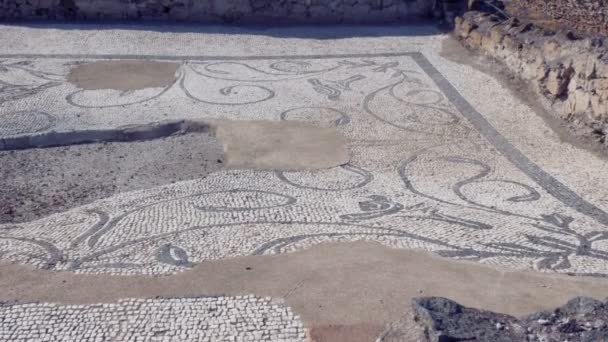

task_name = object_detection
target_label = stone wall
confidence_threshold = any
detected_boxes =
[0,0,435,23]
[504,0,608,36]
[455,11,608,142]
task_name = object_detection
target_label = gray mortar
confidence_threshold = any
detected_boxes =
[0,130,224,223]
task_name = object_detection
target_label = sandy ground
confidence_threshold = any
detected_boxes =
[2,242,608,341]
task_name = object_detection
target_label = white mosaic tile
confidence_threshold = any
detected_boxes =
[0,295,307,342]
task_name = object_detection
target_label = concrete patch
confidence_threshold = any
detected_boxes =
[67,60,179,91]
[213,120,349,171]
[2,242,608,341]
[0,131,224,223]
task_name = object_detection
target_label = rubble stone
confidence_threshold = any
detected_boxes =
[378,297,608,342]
[455,11,608,140]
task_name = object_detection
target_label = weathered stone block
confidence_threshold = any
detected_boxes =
[502,34,522,55]
[596,81,608,94]
[542,40,561,61]
[454,15,464,29]
[489,26,505,45]
[467,30,483,47]
[456,10,608,128]
[460,18,478,36]
[573,89,592,114]
[521,58,544,80]
[545,68,571,97]
[391,297,608,342]
[591,95,608,119]
[480,31,497,53]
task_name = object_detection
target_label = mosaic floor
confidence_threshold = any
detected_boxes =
[4,23,608,340]
[2,52,608,280]
[0,295,306,342]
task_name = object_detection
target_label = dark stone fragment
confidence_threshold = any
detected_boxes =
[557,318,583,333]
[560,296,605,316]
[591,37,604,48]
[566,31,580,40]
[391,297,608,342]
[412,297,523,342]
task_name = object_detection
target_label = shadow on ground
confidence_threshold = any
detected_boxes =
[0,21,444,38]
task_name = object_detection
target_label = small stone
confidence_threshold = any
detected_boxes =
[593,320,606,329]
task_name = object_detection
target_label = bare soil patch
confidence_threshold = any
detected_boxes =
[67,60,179,91]
[214,119,349,171]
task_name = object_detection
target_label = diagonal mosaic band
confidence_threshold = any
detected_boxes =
[1,52,608,276]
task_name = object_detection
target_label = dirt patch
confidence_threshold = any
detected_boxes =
[309,324,386,342]
[67,60,180,91]
[2,242,608,342]
[376,310,427,342]
[213,119,349,171]
[0,132,224,223]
